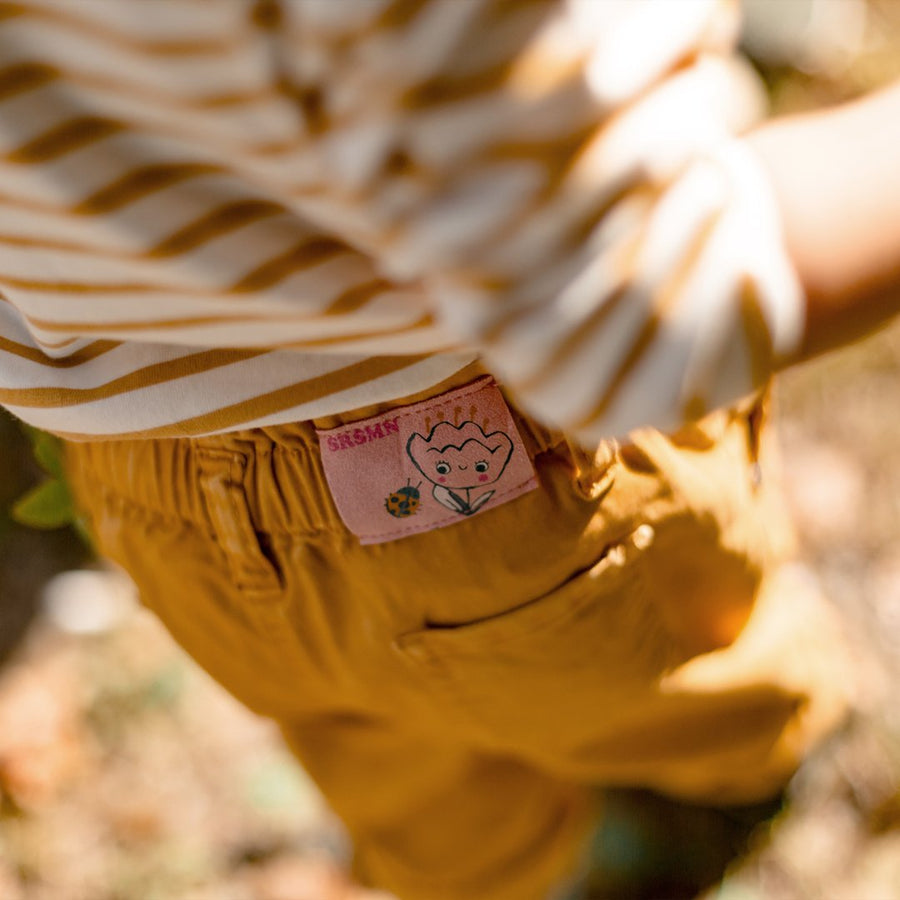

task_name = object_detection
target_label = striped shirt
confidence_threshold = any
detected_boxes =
[0,0,803,443]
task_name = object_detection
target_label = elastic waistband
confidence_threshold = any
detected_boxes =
[65,367,565,538]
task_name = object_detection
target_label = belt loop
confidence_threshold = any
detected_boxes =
[196,449,283,597]
[510,409,564,458]
[567,438,618,501]
[508,403,618,501]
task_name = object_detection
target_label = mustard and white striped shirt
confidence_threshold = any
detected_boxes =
[0,0,803,442]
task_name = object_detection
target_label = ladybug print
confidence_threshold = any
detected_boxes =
[384,481,422,518]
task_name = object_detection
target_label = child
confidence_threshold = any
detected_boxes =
[1,1,898,897]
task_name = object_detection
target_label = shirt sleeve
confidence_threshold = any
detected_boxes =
[0,0,805,443]
[283,0,805,441]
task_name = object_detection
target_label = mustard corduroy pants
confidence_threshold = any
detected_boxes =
[66,367,852,900]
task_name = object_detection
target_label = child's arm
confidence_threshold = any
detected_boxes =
[287,0,806,443]
[748,79,900,362]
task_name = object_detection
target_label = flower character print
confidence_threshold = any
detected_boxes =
[406,421,514,516]
[316,377,537,543]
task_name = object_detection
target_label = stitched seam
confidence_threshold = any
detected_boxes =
[197,454,283,593]
[73,461,334,539]
[200,443,339,537]
[315,377,497,441]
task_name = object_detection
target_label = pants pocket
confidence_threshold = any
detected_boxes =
[393,521,686,764]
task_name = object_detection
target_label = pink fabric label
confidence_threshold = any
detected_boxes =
[316,377,538,544]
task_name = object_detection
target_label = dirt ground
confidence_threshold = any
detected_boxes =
[3,4,900,899]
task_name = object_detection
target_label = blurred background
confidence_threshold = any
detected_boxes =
[2,2,900,898]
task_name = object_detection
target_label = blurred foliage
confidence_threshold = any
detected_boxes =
[12,428,74,530]
[10,425,91,548]
[0,413,91,664]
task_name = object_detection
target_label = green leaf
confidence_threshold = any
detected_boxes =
[11,478,75,529]
[19,424,65,477]
[31,431,65,478]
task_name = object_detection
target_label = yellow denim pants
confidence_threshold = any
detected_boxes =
[65,365,852,900]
